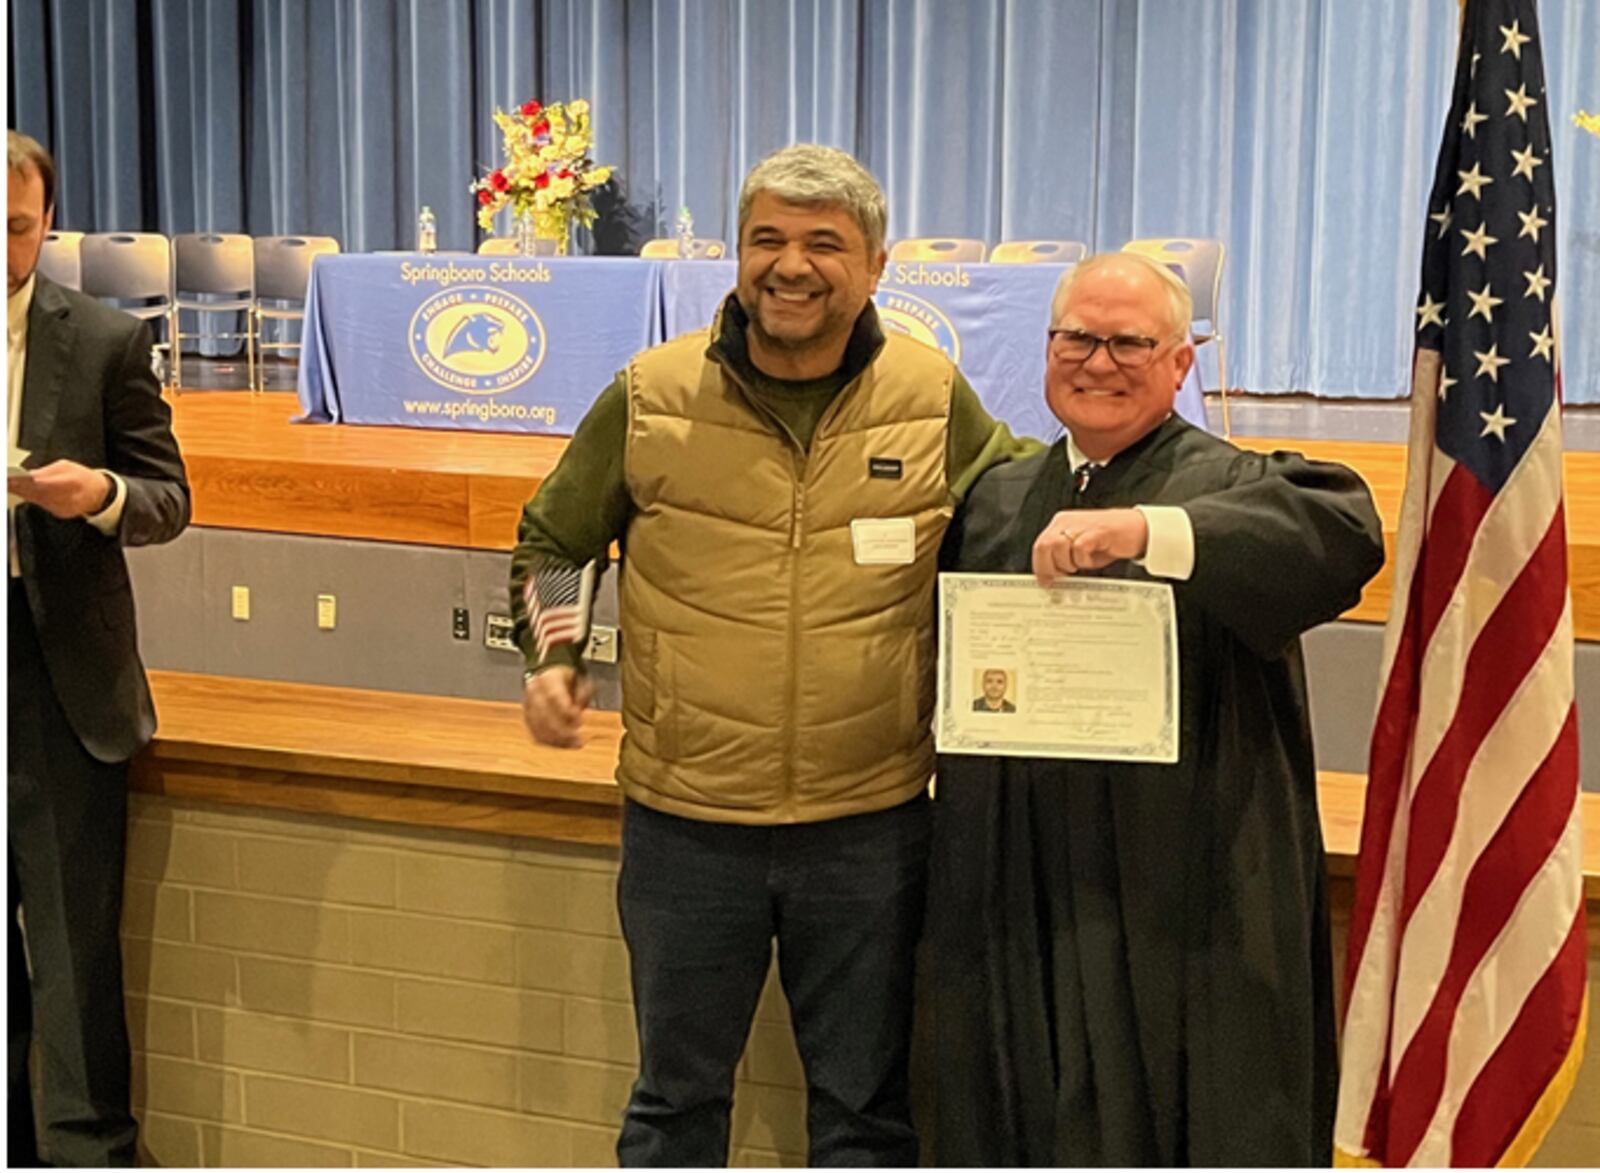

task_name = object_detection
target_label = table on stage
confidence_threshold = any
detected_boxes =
[297,255,660,434]
[296,254,1206,441]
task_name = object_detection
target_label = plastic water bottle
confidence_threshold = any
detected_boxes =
[675,206,694,258]
[417,205,437,254]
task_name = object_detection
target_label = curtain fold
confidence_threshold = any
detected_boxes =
[7,0,1596,401]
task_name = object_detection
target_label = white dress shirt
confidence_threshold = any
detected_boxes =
[8,273,128,576]
[1065,426,1195,581]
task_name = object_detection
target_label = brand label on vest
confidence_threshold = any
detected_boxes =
[868,457,903,480]
[851,517,916,565]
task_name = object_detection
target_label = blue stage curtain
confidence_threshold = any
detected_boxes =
[7,0,1597,400]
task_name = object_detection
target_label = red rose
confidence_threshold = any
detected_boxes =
[531,119,550,137]
[477,188,493,205]
[534,171,551,189]
[521,100,542,118]
[556,168,574,180]
[490,169,509,192]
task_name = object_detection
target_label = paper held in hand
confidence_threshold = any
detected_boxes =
[935,572,1180,763]
[9,444,31,481]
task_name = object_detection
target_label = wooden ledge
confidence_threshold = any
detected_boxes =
[171,392,558,551]
[134,670,621,846]
[133,671,1600,900]
[167,395,1600,638]
[1231,436,1600,640]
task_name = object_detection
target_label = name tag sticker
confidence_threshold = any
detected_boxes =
[851,517,916,565]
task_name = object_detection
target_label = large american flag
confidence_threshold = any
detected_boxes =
[1334,1,1586,1166]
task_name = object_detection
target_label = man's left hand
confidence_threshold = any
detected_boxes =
[1031,508,1148,585]
[9,460,113,519]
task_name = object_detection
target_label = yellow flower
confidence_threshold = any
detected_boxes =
[476,98,613,238]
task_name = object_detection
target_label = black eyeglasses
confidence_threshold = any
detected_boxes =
[1047,328,1174,368]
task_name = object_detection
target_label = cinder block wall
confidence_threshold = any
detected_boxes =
[122,794,1599,1168]
[121,795,807,1168]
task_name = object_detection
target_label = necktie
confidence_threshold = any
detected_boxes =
[1074,462,1098,495]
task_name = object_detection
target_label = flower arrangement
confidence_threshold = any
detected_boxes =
[471,99,614,252]
[1576,110,1600,140]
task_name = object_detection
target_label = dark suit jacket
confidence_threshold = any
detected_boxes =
[14,275,190,763]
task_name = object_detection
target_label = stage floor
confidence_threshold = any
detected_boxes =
[167,390,1600,637]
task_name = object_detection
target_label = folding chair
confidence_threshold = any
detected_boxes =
[78,232,175,386]
[252,235,340,392]
[989,240,1088,265]
[1121,238,1229,435]
[887,238,986,262]
[171,233,255,392]
[639,238,726,259]
[37,230,84,289]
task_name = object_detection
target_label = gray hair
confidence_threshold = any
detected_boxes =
[7,129,56,212]
[737,144,887,256]
[1050,251,1193,337]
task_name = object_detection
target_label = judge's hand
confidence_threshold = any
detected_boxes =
[1031,508,1149,586]
[8,460,113,519]
[522,665,595,749]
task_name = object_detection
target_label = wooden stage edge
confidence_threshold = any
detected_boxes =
[133,670,1600,904]
[169,391,1600,638]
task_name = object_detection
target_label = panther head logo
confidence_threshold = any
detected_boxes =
[442,312,506,358]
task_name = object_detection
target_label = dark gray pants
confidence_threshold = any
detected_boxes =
[615,795,931,1168]
[8,579,137,1167]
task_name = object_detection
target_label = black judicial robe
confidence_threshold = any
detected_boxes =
[917,416,1385,1167]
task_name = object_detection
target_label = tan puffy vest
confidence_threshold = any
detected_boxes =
[618,328,955,824]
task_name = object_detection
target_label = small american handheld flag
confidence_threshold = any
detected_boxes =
[1333,1,1586,1166]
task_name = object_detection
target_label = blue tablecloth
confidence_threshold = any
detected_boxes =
[298,255,660,433]
[300,254,1207,440]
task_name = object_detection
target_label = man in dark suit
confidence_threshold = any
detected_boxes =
[8,130,190,1167]
[971,668,1016,713]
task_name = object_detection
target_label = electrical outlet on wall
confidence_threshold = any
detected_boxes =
[484,614,518,652]
[452,607,470,640]
[585,625,619,664]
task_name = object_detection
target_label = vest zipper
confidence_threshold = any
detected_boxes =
[786,445,806,804]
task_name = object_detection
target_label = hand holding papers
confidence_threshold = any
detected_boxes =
[936,573,1179,763]
[9,445,33,507]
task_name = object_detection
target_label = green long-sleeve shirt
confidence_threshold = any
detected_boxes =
[509,300,1039,672]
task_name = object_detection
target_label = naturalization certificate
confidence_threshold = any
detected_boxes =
[935,573,1179,763]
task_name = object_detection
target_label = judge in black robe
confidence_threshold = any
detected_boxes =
[916,253,1385,1167]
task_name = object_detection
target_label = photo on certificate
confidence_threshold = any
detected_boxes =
[935,572,1180,763]
[971,666,1018,713]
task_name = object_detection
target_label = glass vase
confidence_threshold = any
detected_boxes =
[514,206,571,256]
[535,206,571,256]
[515,208,541,256]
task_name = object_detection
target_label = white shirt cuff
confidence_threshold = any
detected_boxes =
[1133,504,1194,581]
[85,471,127,535]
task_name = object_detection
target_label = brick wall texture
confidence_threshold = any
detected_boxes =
[120,795,1598,1167]
[120,796,805,1168]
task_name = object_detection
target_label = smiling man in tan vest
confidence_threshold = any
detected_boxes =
[509,144,1029,1166]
